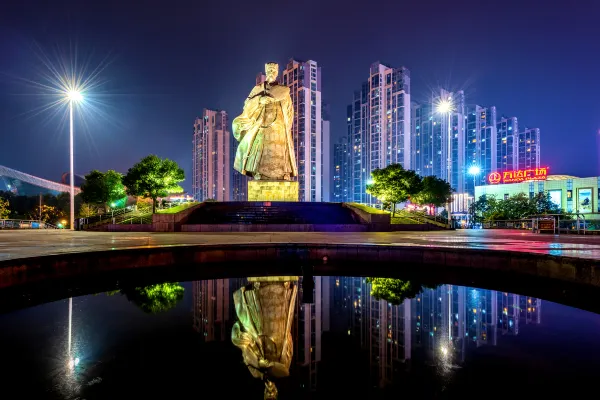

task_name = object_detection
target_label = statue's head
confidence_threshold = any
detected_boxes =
[265,62,279,83]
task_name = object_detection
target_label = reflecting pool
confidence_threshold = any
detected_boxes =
[1,276,599,399]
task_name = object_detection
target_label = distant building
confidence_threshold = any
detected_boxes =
[465,105,497,195]
[517,128,540,170]
[346,62,411,203]
[282,59,324,202]
[412,89,466,193]
[496,116,519,171]
[192,109,231,202]
[333,137,349,202]
[230,139,248,201]
[322,103,331,202]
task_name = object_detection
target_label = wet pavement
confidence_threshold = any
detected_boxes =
[1,229,600,262]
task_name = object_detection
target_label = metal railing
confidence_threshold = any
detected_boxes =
[0,219,58,229]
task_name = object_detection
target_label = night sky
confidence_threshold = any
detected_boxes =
[1,0,599,191]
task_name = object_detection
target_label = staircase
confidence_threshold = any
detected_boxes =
[185,202,359,225]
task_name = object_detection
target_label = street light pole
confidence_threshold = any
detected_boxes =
[69,100,75,231]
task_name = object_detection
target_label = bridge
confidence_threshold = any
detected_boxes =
[0,164,81,195]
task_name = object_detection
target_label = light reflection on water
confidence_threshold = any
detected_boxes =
[1,276,600,398]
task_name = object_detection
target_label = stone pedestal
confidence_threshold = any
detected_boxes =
[248,180,299,202]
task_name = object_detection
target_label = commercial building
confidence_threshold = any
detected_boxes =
[346,62,411,203]
[282,59,324,202]
[322,104,331,201]
[192,109,231,202]
[475,169,600,215]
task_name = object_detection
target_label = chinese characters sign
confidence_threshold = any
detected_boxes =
[487,167,549,185]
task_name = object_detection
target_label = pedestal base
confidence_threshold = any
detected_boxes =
[248,180,299,202]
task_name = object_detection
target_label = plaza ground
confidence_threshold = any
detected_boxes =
[2,229,600,262]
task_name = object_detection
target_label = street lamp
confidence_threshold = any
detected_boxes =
[66,89,83,230]
[468,165,481,193]
[436,97,454,185]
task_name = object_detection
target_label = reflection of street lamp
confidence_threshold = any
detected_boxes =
[66,90,83,231]
[468,165,481,194]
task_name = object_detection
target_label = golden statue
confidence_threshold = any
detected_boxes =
[231,276,298,399]
[232,62,298,181]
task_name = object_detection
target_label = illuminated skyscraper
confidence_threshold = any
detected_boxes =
[517,128,541,170]
[333,137,350,201]
[346,62,411,203]
[465,105,497,195]
[282,59,324,202]
[192,109,231,202]
[411,89,466,192]
[496,116,519,171]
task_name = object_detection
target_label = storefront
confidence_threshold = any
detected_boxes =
[475,167,600,218]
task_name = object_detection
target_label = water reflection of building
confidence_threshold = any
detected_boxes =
[192,279,244,341]
[295,276,331,390]
[331,278,542,388]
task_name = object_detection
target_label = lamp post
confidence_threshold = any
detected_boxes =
[437,97,454,228]
[66,90,83,230]
[468,165,481,195]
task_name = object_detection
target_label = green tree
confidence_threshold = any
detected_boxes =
[122,282,185,314]
[0,198,10,219]
[79,203,97,218]
[80,170,126,208]
[531,192,561,215]
[412,176,453,207]
[366,164,423,216]
[123,155,185,214]
[366,278,435,305]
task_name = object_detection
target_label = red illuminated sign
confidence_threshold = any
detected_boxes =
[488,167,549,185]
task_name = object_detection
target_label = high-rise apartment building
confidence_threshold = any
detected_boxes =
[465,105,497,194]
[192,109,231,202]
[322,103,331,202]
[346,62,411,203]
[517,128,540,170]
[496,116,519,171]
[412,89,465,192]
[230,139,248,201]
[333,137,350,202]
[282,59,324,202]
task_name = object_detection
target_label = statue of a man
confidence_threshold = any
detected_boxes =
[232,62,298,181]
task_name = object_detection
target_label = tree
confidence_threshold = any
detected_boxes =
[411,176,453,208]
[366,278,438,305]
[0,198,9,219]
[79,203,97,218]
[122,282,185,314]
[80,170,126,208]
[366,164,423,216]
[30,205,66,223]
[123,155,185,214]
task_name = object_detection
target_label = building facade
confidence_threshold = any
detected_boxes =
[192,109,231,202]
[465,105,498,195]
[333,137,350,202]
[517,128,540,170]
[346,62,411,203]
[282,59,324,202]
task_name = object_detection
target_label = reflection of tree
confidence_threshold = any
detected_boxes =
[122,282,184,314]
[366,278,438,305]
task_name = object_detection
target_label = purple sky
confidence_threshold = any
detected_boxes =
[1,0,599,191]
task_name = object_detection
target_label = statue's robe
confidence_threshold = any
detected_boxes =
[232,82,298,180]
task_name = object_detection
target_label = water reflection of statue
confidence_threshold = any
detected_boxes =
[232,62,298,181]
[231,276,298,399]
